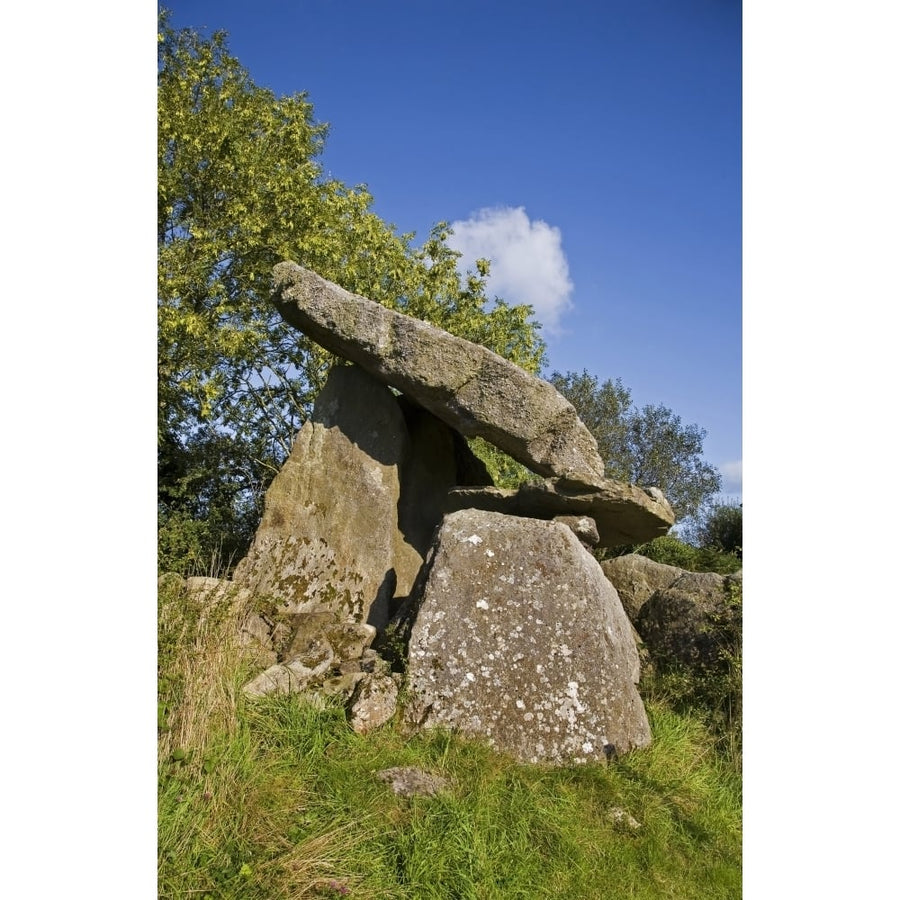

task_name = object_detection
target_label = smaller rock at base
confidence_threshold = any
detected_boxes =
[359,649,392,675]
[184,576,226,602]
[600,554,684,623]
[324,621,377,661]
[636,571,740,672]
[348,674,399,733]
[376,767,450,798]
[321,672,365,698]
[282,612,336,661]
[242,649,334,697]
[283,634,333,671]
[608,807,642,832]
[240,613,274,649]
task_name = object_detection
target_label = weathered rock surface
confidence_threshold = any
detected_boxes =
[348,673,400,734]
[376,767,450,798]
[272,262,607,489]
[279,611,338,660]
[231,364,496,632]
[243,645,335,697]
[402,509,650,765]
[636,571,742,672]
[553,514,600,548]
[600,554,685,622]
[184,576,227,602]
[232,364,422,630]
[444,478,675,547]
[242,613,385,699]
[608,807,642,832]
[281,614,377,665]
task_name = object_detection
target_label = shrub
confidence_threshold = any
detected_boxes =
[633,534,701,569]
[611,534,741,575]
[158,508,251,577]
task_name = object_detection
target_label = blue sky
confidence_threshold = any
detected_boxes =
[165,0,742,498]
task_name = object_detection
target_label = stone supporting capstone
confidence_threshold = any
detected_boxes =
[444,479,675,547]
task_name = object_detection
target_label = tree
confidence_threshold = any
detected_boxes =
[691,502,742,558]
[549,370,722,522]
[158,13,545,571]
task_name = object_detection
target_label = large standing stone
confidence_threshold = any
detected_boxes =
[231,364,493,631]
[272,262,607,489]
[232,365,422,630]
[403,510,650,765]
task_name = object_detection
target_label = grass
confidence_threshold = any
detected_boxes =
[159,576,741,899]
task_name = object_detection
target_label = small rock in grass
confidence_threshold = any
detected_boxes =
[376,766,450,798]
[608,806,642,831]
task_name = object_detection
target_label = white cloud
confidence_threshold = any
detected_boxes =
[447,206,574,333]
[720,460,742,494]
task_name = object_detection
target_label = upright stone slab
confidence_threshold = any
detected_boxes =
[232,365,422,630]
[403,509,650,765]
[272,262,607,489]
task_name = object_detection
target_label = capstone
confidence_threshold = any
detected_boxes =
[272,262,607,489]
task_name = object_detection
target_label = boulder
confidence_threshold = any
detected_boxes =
[241,612,383,699]
[402,509,650,765]
[232,364,422,630]
[238,614,280,669]
[280,611,337,660]
[272,262,607,489]
[376,767,450,798]
[444,478,675,547]
[600,554,685,622]
[321,671,366,698]
[184,576,226,602]
[348,673,401,733]
[636,571,742,672]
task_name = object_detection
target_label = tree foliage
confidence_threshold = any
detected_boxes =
[549,370,722,521]
[691,502,742,558]
[157,12,545,572]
